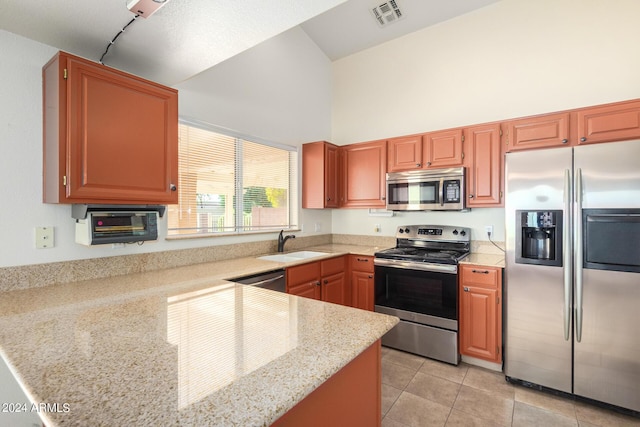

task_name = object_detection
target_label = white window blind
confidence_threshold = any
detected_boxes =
[167,122,298,236]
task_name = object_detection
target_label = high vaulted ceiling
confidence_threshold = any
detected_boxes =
[0,0,499,86]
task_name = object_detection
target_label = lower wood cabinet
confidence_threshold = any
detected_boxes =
[459,264,503,363]
[286,256,347,305]
[349,255,375,311]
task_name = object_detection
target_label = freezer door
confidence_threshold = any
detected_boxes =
[573,139,640,411]
[504,147,573,393]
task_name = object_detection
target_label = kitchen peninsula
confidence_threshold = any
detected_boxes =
[0,254,398,426]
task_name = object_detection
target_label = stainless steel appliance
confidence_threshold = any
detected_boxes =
[228,269,286,293]
[386,167,466,211]
[505,139,640,414]
[374,225,470,365]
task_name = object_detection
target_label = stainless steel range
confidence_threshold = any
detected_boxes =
[374,225,470,365]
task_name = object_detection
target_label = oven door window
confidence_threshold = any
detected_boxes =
[374,265,457,320]
[583,209,640,273]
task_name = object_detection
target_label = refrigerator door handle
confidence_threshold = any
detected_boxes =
[574,167,583,343]
[563,169,572,341]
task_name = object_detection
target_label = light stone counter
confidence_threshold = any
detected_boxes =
[0,251,398,426]
[461,253,505,268]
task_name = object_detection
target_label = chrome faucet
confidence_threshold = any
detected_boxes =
[277,230,295,252]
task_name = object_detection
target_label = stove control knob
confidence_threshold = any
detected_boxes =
[404,228,410,234]
[398,228,404,233]
[452,229,459,235]
[460,230,467,236]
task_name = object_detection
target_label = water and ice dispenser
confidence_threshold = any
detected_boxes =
[515,210,563,267]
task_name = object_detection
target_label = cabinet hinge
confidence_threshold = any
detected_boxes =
[461,134,465,143]
[63,175,67,186]
[497,346,500,355]
[499,128,503,137]
[497,296,500,304]
[63,68,68,80]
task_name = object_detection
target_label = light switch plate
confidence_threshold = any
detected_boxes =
[35,226,54,249]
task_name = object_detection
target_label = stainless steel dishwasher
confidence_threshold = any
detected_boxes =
[228,269,286,293]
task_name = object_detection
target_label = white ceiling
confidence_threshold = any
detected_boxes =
[0,0,499,86]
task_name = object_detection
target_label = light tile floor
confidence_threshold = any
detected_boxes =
[381,346,640,427]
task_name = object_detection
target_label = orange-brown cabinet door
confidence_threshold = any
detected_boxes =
[322,272,347,305]
[460,285,499,362]
[287,261,321,301]
[60,53,177,204]
[505,113,571,152]
[577,100,640,145]
[342,140,387,208]
[465,124,503,207]
[350,270,374,311]
[302,141,339,208]
[423,128,464,168]
[387,135,423,172]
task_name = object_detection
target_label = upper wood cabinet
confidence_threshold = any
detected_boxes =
[342,140,387,208]
[302,141,339,208]
[387,135,422,172]
[505,112,572,152]
[423,128,464,168]
[465,123,503,207]
[387,129,464,172]
[576,99,640,145]
[43,51,178,205]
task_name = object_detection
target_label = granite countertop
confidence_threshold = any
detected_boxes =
[0,246,398,426]
[460,253,505,268]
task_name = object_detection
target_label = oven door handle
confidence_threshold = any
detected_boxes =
[374,258,457,274]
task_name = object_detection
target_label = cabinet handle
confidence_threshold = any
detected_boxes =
[323,279,328,284]
[381,197,386,200]
[469,194,474,199]
[463,287,469,292]
[356,258,369,262]
[416,163,421,167]
[326,197,331,201]
[427,161,432,166]
[472,269,490,274]
[316,281,321,286]
[368,275,373,279]
[561,139,568,144]
[170,184,177,191]
[580,137,587,142]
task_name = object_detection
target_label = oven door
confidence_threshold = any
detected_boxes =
[374,263,458,331]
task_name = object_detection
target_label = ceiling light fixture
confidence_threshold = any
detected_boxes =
[127,0,171,18]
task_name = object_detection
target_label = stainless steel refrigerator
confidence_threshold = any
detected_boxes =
[504,139,640,413]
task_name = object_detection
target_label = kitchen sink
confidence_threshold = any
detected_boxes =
[258,251,327,263]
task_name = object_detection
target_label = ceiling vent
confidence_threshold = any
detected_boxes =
[371,1,405,27]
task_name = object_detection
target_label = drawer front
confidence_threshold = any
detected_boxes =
[350,255,374,273]
[460,265,500,289]
[287,261,320,288]
[321,255,346,277]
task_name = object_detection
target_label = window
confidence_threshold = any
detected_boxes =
[168,121,298,236]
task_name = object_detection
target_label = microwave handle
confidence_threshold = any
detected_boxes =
[439,177,444,206]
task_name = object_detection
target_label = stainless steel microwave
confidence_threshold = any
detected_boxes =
[386,167,466,211]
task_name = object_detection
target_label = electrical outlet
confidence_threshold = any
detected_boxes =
[314,222,321,232]
[374,224,381,233]
[35,226,54,249]
[485,225,493,236]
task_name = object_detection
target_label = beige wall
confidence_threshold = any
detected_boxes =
[329,0,640,241]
